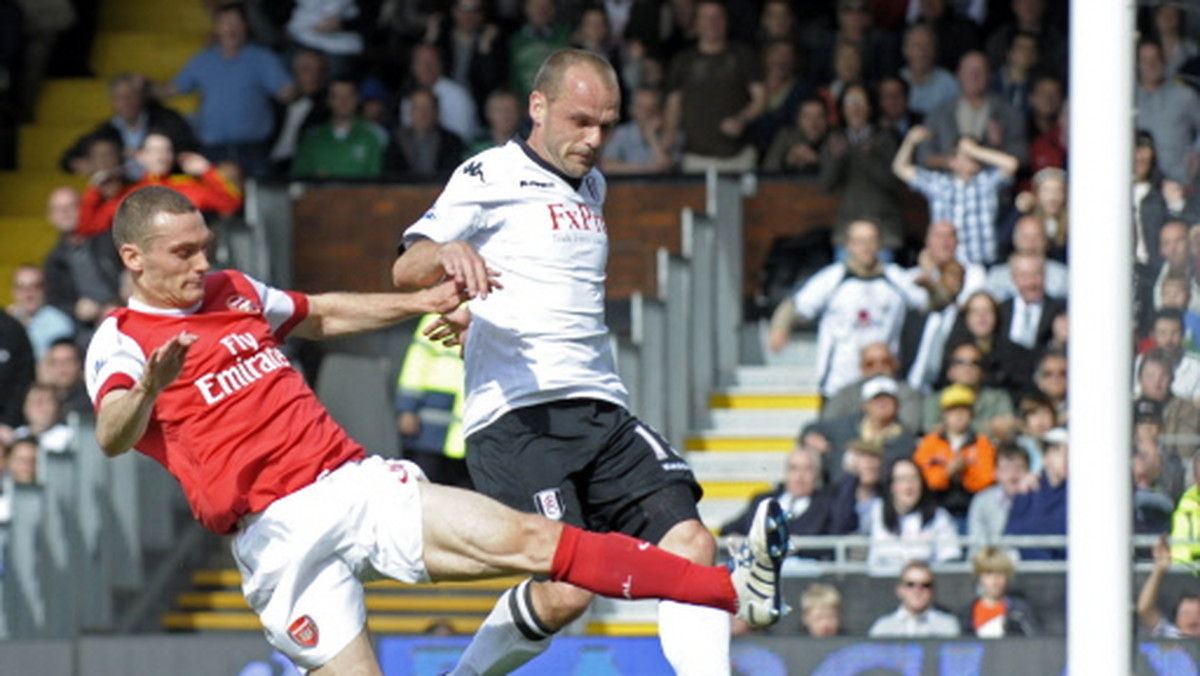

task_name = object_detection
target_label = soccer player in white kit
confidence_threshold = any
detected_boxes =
[392,49,781,675]
[87,185,787,675]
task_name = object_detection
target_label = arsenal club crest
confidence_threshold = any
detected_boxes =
[288,614,320,648]
[226,295,262,314]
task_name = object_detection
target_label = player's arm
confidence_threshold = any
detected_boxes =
[292,280,468,340]
[95,332,197,457]
[391,238,500,300]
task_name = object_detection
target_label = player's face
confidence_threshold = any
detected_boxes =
[529,65,620,178]
[127,211,213,309]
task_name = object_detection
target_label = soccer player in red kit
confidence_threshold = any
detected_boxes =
[86,185,787,675]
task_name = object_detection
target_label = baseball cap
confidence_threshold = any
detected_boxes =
[1134,398,1163,424]
[861,376,899,402]
[1042,427,1069,446]
[940,383,976,410]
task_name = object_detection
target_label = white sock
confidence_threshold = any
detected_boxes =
[658,601,731,676]
[450,580,553,676]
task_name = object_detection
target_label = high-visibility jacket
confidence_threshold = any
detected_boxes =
[1171,486,1200,564]
[395,315,466,458]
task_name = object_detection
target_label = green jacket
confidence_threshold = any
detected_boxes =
[292,120,386,178]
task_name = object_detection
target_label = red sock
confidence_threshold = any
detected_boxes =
[550,525,737,614]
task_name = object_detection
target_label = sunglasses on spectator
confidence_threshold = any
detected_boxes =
[901,580,934,589]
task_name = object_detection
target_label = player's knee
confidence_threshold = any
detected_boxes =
[659,520,717,565]
[531,580,594,627]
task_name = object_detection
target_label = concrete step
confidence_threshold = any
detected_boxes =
[91,32,208,82]
[684,432,794,452]
[0,172,88,218]
[706,407,816,432]
[36,79,110,125]
[688,451,789,482]
[98,1,212,35]
[18,123,96,172]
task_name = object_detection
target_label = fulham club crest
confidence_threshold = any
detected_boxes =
[288,615,320,648]
[226,295,262,314]
[533,488,565,521]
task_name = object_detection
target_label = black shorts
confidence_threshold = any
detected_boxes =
[466,399,703,544]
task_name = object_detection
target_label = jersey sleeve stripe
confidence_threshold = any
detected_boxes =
[94,373,136,412]
[275,291,309,339]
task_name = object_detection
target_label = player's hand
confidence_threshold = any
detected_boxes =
[143,332,198,395]
[424,304,472,348]
[423,279,471,315]
[437,241,501,300]
[178,152,211,176]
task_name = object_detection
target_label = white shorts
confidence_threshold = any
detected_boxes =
[231,456,431,669]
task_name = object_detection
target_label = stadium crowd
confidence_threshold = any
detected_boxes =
[0,0,1198,642]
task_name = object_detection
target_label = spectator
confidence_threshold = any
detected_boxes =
[820,82,906,255]
[867,560,961,636]
[1152,3,1197,82]
[161,2,296,177]
[914,383,996,522]
[768,219,927,398]
[922,341,1016,440]
[394,314,469,488]
[899,22,958,118]
[1135,39,1200,185]
[389,88,467,179]
[14,382,71,454]
[799,583,844,637]
[876,75,920,139]
[901,221,987,393]
[1012,391,1053,472]
[1149,220,1200,318]
[507,0,570,102]
[832,0,902,82]
[959,546,1039,636]
[817,375,918,484]
[1136,312,1200,404]
[293,77,387,178]
[6,265,74,359]
[907,0,981,72]
[1135,349,1200,464]
[1134,421,1183,537]
[285,0,364,78]
[0,309,35,447]
[1135,132,1185,272]
[41,187,123,332]
[422,0,507,110]
[1136,534,1200,638]
[918,51,1028,172]
[750,39,809,156]
[600,86,676,175]
[268,49,331,175]
[986,216,1069,301]
[943,290,1004,389]
[761,96,829,174]
[983,0,1066,78]
[570,7,622,77]
[829,438,886,536]
[816,40,865,126]
[1031,348,1067,422]
[1158,273,1200,352]
[892,125,1019,266]
[867,458,961,574]
[467,88,523,156]
[5,436,37,485]
[1003,426,1068,560]
[822,341,924,433]
[990,30,1037,116]
[966,442,1031,552]
[996,167,1069,261]
[37,337,89,416]
[1025,74,1065,173]
[1170,459,1200,565]
[75,136,133,238]
[664,0,766,173]
[992,252,1067,397]
[720,444,845,559]
[60,72,198,180]
[401,43,478,145]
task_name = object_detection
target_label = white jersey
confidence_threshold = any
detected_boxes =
[403,139,629,436]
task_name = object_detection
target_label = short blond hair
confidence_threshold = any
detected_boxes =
[800,583,842,612]
[532,48,619,101]
[972,546,1015,577]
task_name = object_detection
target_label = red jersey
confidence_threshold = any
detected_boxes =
[84,270,365,533]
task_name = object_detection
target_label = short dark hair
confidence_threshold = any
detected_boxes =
[113,186,199,248]
[1154,308,1186,331]
[995,440,1031,468]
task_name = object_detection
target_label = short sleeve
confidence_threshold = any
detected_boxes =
[256,48,293,97]
[402,158,490,248]
[85,317,148,409]
[240,273,309,338]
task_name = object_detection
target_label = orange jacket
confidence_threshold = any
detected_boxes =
[913,430,996,494]
[77,167,243,237]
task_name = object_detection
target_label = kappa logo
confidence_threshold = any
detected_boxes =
[462,161,485,182]
[226,295,262,314]
[621,574,634,599]
[533,488,565,521]
[287,615,320,648]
